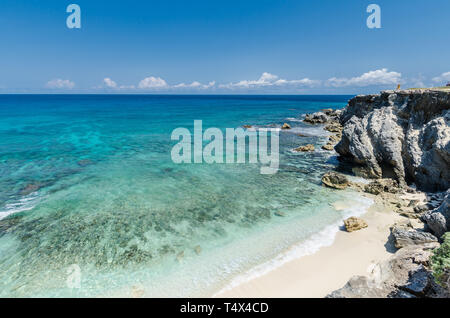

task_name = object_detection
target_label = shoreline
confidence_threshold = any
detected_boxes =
[214,193,411,298]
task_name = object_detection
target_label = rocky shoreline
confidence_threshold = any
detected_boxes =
[301,89,449,298]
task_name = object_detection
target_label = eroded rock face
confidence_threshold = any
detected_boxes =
[335,90,450,192]
[343,217,368,232]
[321,171,349,190]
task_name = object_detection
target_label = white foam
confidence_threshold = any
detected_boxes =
[213,194,374,296]
[0,193,41,220]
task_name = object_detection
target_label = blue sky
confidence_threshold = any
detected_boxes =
[0,0,449,94]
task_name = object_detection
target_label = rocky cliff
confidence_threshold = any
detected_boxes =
[335,89,450,192]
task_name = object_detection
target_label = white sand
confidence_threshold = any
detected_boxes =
[214,196,412,298]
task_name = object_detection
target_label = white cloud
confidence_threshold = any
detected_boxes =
[138,76,168,89]
[46,79,75,89]
[327,69,402,87]
[103,78,118,88]
[173,81,216,89]
[220,72,319,89]
[432,71,450,83]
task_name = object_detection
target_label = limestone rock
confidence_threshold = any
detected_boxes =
[321,172,349,190]
[391,226,438,249]
[364,179,400,195]
[422,190,450,238]
[344,217,368,232]
[321,143,335,151]
[304,112,328,124]
[335,90,450,191]
[294,144,315,152]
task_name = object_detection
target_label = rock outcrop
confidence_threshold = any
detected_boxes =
[321,172,349,190]
[327,243,449,298]
[391,225,438,249]
[335,89,450,192]
[294,144,315,152]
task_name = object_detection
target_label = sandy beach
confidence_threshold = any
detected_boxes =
[215,193,421,298]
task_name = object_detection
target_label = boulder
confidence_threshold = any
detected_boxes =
[344,217,368,232]
[281,123,291,130]
[391,226,438,249]
[321,172,349,190]
[294,144,315,152]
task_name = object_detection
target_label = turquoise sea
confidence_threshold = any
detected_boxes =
[0,95,372,297]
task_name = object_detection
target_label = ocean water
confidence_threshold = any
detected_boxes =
[0,95,372,297]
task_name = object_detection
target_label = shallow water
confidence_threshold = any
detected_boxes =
[0,95,371,297]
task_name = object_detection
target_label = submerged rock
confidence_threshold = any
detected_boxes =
[20,183,41,196]
[343,217,368,232]
[321,172,349,190]
[274,211,286,217]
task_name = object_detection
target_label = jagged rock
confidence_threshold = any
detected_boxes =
[391,226,438,248]
[281,123,291,130]
[321,172,349,190]
[414,205,429,214]
[304,112,328,124]
[364,179,400,195]
[324,122,343,133]
[329,134,341,143]
[335,90,450,191]
[294,144,315,152]
[422,190,450,238]
[321,143,335,151]
[328,243,443,298]
[399,266,433,297]
[344,217,368,232]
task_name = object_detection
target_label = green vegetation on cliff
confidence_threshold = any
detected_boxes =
[431,233,450,287]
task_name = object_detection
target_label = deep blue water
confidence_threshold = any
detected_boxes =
[0,95,373,297]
